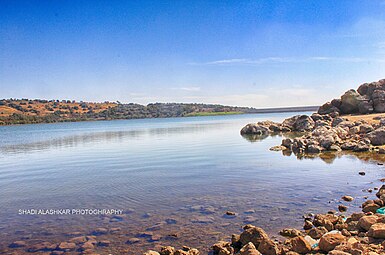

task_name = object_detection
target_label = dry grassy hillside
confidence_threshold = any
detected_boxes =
[0,99,117,117]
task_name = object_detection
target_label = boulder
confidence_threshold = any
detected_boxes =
[358,100,374,114]
[308,227,328,239]
[287,236,311,254]
[352,141,370,152]
[376,185,385,198]
[160,246,175,255]
[318,233,345,252]
[212,241,233,255]
[306,144,322,153]
[373,90,385,112]
[318,102,340,115]
[358,215,378,231]
[368,223,385,239]
[279,228,302,238]
[293,115,315,132]
[331,99,342,108]
[368,127,385,145]
[239,225,269,247]
[282,138,292,148]
[340,89,362,114]
[240,123,270,136]
[144,251,161,255]
[282,115,315,132]
[240,242,261,255]
[257,238,280,255]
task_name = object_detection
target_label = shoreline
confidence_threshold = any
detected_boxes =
[141,112,385,255]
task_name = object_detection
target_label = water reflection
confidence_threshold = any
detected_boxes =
[0,122,231,155]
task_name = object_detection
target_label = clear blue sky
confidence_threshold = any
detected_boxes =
[1,0,385,107]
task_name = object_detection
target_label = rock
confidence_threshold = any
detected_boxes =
[358,100,374,114]
[369,127,385,145]
[341,141,358,150]
[307,144,323,153]
[241,123,270,135]
[239,225,269,247]
[303,220,313,230]
[338,205,348,212]
[282,138,292,148]
[92,228,108,235]
[27,242,57,252]
[342,196,354,202]
[269,145,287,151]
[58,242,76,251]
[319,233,345,252]
[308,226,328,239]
[373,90,385,112]
[330,144,342,151]
[318,102,340,115]
[376,185,385,198]
[368,223,385,238]
[311,113,323,121]
[239,242,261,255]
[358,215,378,231]
[320,136,335,149]
[279,228,301,238]
[127,238,141,244]
[160,246,175,255]
[9,241,26,248]
[257,238,280,255]
[294,115,315,132]
[144,251,161,255]
[81,241,95,250]
[362,203,380,213]
[98,240,110,247]
[359,124,374,133]
[340,89,362,114]
[69,236,87,244]
[353,141,370,152]
[287,236,311,254]
[212,241,233,255]
[328,250,351,255]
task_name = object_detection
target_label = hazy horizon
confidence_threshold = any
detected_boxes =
[1,0,385,108]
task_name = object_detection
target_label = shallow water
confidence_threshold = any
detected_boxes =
[0,113,384,254]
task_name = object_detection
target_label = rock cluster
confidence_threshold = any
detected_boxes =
[143,185,385,255]
[318,79,385,115]
[241,112,385,154]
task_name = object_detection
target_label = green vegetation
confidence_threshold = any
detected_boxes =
[184,111,243,117]
[0,99,319,125]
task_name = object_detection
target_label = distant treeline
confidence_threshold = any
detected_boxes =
[0,99,319,125]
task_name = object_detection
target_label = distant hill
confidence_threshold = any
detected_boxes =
[0,99,319,125]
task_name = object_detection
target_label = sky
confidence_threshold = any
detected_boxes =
[1,0,385,108]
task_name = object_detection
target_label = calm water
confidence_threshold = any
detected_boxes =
[0,112,384,254]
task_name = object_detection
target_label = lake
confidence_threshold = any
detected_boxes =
[0,112,383,254]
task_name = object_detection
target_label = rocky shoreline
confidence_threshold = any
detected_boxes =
[143,180,385,255]
[141,80,385,255]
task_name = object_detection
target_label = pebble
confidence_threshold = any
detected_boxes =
[338,205,348,212]
[341,195,354,202]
